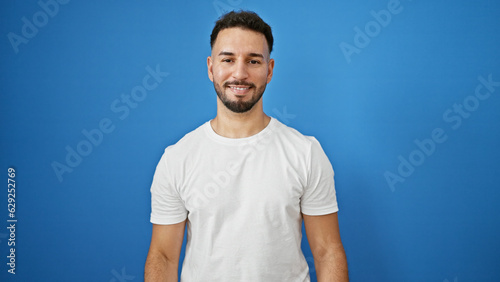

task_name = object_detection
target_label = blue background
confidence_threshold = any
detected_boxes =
[1,0,499,281]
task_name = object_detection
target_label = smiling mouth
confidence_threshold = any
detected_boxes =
[227,85,252,95]
[229,86,250,90]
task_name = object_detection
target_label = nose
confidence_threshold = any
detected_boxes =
[232,60,249,80]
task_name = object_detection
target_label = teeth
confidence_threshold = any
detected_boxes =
[230,86,249,91]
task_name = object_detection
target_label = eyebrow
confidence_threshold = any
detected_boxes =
[218,51,265,59]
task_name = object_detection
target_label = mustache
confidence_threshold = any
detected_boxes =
[223,81,255,88]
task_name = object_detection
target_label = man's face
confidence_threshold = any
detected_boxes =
[208,27,274,113]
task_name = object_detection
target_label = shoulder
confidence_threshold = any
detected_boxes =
[271,119,331,168]
[162,121,209,159]
[272,118,321,150]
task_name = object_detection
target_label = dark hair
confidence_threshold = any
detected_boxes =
[210,10,274,54]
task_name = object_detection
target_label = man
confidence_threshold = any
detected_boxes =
[145,10,348,282]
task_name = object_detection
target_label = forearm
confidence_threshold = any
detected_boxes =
[144,251,179,282]
[314,247,349,282]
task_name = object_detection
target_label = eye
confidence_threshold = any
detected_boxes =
[249,60,261,65]
[222,58,233,63]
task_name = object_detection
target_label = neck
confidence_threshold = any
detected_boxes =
[211,99,271,138]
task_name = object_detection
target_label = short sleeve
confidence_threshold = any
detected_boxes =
[150,149,188,225]
[300,137,339,215]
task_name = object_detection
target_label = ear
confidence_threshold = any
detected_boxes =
[207,56,214,82]
[266,58,275,84]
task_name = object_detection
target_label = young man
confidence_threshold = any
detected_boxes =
[145,11,348,282]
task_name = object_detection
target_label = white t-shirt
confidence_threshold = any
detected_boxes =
[150,118,338,282]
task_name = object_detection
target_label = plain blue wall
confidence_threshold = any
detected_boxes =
[1,0,499,281]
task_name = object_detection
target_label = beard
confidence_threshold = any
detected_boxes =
[213,80,266,113]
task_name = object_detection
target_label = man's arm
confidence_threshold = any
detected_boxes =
[145,220,186,282]
[303,212,348,282]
